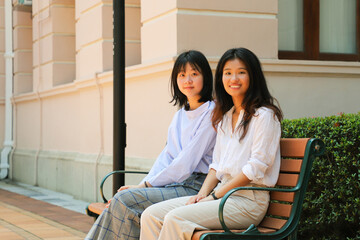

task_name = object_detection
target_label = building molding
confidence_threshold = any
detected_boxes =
[10,58,360,104]
[261,59,360,76]
[13,148,153,171]
[13,148,112,165]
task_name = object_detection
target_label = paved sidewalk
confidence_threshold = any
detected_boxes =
[0,180,94,239]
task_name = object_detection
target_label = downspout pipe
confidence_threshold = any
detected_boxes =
[112,0,126,194]
[1,0,14,179]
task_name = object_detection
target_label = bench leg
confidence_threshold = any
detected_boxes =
[288,227,298,240]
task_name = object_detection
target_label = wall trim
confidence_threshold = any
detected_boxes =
[177,9,276,19]
[13,149,112,165]
[261,59,360,76]
[12,148,153,171]
[9,58,360,104]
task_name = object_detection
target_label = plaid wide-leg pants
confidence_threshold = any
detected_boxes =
[85,173,206,240]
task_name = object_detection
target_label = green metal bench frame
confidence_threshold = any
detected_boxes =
[197,138,325,240]
[86,170,148,219]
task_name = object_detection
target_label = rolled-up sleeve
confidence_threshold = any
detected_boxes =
[242,111,281,182]
[208,126,222,172]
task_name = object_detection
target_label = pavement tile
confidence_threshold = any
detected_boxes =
[0,189,94,239]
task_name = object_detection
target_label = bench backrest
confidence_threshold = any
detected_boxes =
[259,138,324,235]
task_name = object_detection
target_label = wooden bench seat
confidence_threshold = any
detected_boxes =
[86,202,107,218]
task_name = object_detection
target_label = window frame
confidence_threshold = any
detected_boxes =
[279,0,360,61]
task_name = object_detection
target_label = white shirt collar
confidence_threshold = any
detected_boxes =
[184,101,210,119]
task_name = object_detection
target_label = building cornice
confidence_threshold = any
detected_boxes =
[261,59,360,77]
[6,58,360,104]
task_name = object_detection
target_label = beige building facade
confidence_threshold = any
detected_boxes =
[0,0,359,202]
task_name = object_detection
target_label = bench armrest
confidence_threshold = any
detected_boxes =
[218,138,325,235]
[218,186,300,234]
[100,170,148,203]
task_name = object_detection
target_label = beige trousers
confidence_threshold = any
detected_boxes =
[140,181,269,240]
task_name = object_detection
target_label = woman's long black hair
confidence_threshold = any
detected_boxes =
[212,48,283,139]
[170,50,213,109]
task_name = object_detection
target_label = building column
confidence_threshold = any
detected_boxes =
[32,0,75,90]
[13,4,33,95]
[140,0,278,63]
[75,0,141,80]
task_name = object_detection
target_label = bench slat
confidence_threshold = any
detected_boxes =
[270,191,295,203]
[280,138,309,158]
[276,173,299,187]
[267,202,292,218]
[259,217,287,230]
[280,159,302,173]
[88,202,107,216]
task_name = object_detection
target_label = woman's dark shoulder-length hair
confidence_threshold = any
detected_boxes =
[212,47,283,139]
[170,50,213,109]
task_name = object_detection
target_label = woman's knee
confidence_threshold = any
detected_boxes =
[141,204,157,225]
[163,210,176,226]
[113,189,139,207]
[163,207,187,225]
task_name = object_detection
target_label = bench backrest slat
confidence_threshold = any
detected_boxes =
[270,191,295,202]
[267,202,292,218]
[280,159,302,173]
[276,173,299,187]
[280,138,308,158]
[260,217,287,230]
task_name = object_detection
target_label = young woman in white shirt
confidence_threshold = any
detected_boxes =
[86,50,217,240]
[139,47,283,240]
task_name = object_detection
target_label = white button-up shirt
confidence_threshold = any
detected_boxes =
[143,101,216,187]
[209,107,281,187]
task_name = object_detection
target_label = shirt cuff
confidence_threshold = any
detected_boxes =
[242,164,255,182]
[209,162,218,172]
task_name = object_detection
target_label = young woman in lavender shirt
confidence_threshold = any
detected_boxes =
[86,50,217,240]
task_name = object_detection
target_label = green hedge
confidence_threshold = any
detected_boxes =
[282,112,360,240]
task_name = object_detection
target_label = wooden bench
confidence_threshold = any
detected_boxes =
[86,138,325,240]
[192,138,325,240]
[86,170,148,219]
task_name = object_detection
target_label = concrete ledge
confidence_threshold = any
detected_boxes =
[10,149,154,202]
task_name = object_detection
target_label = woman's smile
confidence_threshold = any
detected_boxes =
[228,84,241,89]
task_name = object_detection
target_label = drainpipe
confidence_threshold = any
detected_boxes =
[1,0,14,179]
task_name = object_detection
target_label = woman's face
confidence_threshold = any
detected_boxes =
[177,63,204,101]
[222,58,250,103]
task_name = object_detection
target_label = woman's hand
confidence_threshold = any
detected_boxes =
[197,195,214,203]
[117,184,141,192]
[105,199,112,208]
[186,193,207,205]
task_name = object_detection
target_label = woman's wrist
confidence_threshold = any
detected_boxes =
[199,189,212,197]
[211,191,219,200]
[144,181,153,188]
